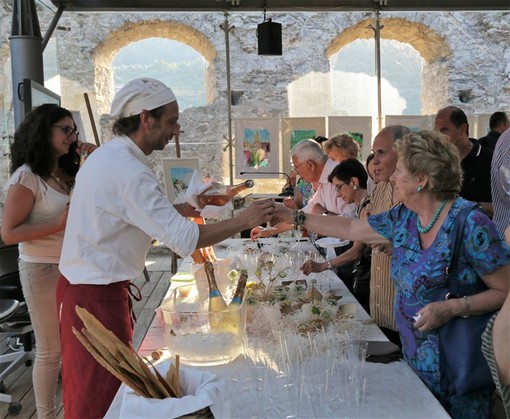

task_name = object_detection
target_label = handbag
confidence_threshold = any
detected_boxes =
[437,203,496,397]
[352,246,371,295]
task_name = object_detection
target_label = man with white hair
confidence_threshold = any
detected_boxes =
[291,139,355,217]
[57,78,274,418]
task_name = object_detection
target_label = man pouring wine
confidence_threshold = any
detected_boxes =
[57,77,274,418]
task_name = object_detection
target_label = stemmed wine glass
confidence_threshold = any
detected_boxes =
[260,222,277,232]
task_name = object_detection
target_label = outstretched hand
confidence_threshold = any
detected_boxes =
[243,199,275,230]
[301,259,326,275]
[271,203,294,226]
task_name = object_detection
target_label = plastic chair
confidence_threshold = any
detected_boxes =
[0,245,33,416]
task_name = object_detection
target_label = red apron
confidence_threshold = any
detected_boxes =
[56,275,138,419]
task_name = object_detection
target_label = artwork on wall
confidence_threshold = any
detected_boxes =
[235,118,280,178]
[328,116,372,160]
[281,117,326,176]
[161,157,200,204]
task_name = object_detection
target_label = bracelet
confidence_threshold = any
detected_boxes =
[294,210,306,231]
[460,295,471,318]
[326,260,333,270]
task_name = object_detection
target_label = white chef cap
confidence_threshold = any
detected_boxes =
[110,78,177,119]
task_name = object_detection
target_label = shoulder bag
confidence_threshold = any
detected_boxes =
[352,246,371,295]
[352,195,372,296]
[437,203,496,396]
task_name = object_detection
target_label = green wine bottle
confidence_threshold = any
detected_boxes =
[229,270,248,306]
[204,262,227,330]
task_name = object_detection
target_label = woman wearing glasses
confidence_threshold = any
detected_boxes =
[1,104,96,419]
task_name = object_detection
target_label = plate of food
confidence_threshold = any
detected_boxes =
[315,237,350,248]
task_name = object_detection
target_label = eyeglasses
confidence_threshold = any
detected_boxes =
[334,180,350,191]
[53,125,79,138]
[291,161,306,171]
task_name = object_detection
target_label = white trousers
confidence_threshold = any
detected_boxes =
[19,260,61,419]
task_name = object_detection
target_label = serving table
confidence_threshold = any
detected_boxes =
[106,238,449,418]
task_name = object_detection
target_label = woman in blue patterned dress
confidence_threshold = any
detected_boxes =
[273,130,510,418]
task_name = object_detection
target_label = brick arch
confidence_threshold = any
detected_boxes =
[326,17,452,114]
[92,20,217,115]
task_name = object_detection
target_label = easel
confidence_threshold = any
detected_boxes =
[83,93,152,281]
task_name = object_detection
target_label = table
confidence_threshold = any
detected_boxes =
[106,238,450,418]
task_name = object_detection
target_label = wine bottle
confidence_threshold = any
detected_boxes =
[197,179,254,208]
[204,262,227,330]
[229,270,248,306]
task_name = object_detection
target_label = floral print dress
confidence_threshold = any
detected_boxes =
[368,197,510,417]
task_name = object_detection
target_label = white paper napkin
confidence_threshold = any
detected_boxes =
[106,360,230,418]
[184,170,233,218]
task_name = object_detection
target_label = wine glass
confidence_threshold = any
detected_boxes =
[291,227,303,250]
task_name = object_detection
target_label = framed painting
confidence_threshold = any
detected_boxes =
[235,118,280,178]
[328,116,372,160]
[281,117,326,175]
[161,157,199,204]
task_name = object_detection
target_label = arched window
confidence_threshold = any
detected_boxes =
[330,38,424,116]
[113,37,207,109]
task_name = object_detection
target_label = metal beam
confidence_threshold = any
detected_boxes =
[49,0,510,12]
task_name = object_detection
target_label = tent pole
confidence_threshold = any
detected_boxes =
[374,7,383,132]
[10,0,43,128]
[220,11,234,186]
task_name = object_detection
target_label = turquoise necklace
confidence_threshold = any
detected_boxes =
[417,199,447,234]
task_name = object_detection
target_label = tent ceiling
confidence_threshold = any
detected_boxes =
[49,0,510,12]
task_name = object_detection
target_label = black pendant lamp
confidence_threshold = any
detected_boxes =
[257,3,282,56]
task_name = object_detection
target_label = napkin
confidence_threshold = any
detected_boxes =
[365,341,402,363]
[184,170,233,218]
[110,361,230,418]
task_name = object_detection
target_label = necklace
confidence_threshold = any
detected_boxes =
[50,172,73,194]
[417,199,447,234]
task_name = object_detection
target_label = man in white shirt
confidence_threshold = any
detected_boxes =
[291,139,355,217]
[57,78,274,418]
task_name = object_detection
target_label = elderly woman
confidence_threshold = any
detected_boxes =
[274,130,510,417]
[300,158,371,311]
[323,132,360,162]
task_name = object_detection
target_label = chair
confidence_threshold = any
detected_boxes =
[0,244,33,416]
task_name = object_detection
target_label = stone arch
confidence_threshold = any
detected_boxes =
[92,20,218,117]
[326,17,452,114]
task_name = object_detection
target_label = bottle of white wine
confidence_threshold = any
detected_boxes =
[229,270,248,306]
[204,262,227,330]
[197,179,254,208]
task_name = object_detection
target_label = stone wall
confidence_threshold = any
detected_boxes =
[0,6,509,204]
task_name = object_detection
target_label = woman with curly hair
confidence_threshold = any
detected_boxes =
[1,103,96,419]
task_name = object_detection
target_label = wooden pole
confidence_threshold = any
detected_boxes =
[174,134,181,158]
[84,92,101,147]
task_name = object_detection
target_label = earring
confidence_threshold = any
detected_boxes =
[353,185,358,190]
[416,185,423,192]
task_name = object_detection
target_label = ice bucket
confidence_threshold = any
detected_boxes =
[159,284,246,366]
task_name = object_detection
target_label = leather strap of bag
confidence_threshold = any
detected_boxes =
[445,203,479,296]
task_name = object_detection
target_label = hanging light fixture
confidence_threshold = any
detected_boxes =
[257,2,282,56]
